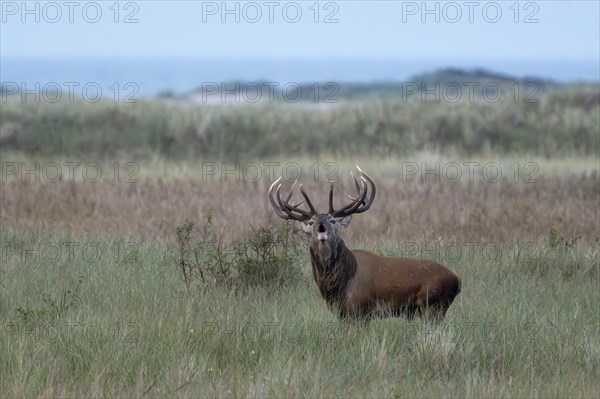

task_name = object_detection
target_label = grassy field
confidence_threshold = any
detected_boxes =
[1,164,599,397]
[1,90,599,396]
[1,222,598,397]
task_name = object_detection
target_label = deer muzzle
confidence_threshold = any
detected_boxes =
[317,224,328,241]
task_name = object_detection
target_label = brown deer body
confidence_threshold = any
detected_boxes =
[269,166,461,321]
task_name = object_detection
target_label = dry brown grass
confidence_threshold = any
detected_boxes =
[2,172,597,243]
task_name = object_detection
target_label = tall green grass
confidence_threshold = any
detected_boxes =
[1,225,598,397]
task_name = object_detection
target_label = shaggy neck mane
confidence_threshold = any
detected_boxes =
[309,238,357,308]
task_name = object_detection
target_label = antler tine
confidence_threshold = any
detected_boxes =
[268,177,314,221]
[275,184,298,219]
[350,171,361,193]
[268,177,289,219]
[284,180,298,203]
[328,183,335,214]
[338,176,368,215]
[330,174,366,216]
[277,184,313,218]
[329,166,377,218]
[299,184,317,214]
[354,165,376,213]
[336,172,363,208]
[291,199,305,207]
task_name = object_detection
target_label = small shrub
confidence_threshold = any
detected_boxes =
[10,277,84,329]
[548,227,580,249]
[175,216,304,293]
[234,222,304,287]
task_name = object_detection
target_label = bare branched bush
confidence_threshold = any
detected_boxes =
[10,277,85,329]
[176,216,304,293]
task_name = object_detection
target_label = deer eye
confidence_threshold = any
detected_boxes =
[331,220,336,224]
[309,221,314,226]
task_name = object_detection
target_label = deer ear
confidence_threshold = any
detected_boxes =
[301,221,312,234]
[335,215,353,228]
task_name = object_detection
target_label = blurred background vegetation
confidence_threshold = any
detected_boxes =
[2,69,599,160]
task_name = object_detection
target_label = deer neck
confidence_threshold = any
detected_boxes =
[309,238,357,306]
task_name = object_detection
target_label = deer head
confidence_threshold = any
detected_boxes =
[268,165,375,245]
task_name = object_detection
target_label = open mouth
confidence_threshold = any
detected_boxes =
[317,224,328,241]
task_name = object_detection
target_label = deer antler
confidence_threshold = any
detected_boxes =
[268,177,316,221]
[329,165,376,218]
[269,166,376,220]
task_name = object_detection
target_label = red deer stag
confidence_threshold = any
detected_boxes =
[268,166,461,321]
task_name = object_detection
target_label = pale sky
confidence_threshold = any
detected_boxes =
[1,0,599,59]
